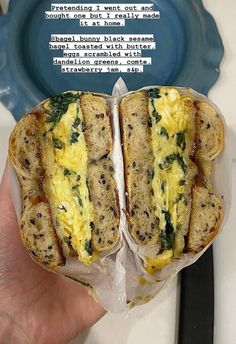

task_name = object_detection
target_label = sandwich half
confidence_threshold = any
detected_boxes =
[119,87,223,272]
[9,92,120,269]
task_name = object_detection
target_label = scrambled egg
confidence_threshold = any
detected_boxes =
[146,250,173,273]
[146,87,197,273]
[42,95,95,265]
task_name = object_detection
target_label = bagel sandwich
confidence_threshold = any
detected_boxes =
[8,86,224,275]
[119,87,223,272]
[9,92,120,268]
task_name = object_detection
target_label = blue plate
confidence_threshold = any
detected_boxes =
[0,0,224,120]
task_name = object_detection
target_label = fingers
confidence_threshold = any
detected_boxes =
[0,160,20,253]
[0,160,16,218]
[61,279,106,336]
[0,160,38,282]
[79,289,106,330]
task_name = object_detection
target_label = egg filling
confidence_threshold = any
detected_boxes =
[146,87,197,273]
[41,92,95,265]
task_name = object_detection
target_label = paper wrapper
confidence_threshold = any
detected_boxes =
[8,78,231,312]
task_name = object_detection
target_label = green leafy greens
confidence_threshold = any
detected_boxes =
[53,139,63,149]
[85,239,92,255]
[176,132,186,150]
[147,88,161,99]
[70,107,81,144]
[159,153,187,174]
[47,92,80,131]
[64,168,71,177]
[148,88,162,124]
[160,210,175,250]
[160,127,169,139]
[70,132,80,144]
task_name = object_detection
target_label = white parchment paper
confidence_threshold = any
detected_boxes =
[8,79,231,312]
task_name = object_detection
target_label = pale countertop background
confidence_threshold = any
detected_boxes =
[0,0,236,343]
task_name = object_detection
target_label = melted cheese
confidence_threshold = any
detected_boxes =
[42,98,95,265]
[146,87,197,272]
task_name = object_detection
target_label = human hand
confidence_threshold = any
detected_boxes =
[0,163,106,344]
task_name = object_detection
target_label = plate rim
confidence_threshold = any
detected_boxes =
[0,0,224,119]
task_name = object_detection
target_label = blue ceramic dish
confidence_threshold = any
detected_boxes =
[0,0,224,120]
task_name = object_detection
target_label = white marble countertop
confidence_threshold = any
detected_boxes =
[0,1,235,343]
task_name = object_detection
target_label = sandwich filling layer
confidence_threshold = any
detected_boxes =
[40,92,119,265]
[120,87,198,271]
[146,87,197,271]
